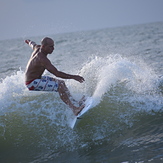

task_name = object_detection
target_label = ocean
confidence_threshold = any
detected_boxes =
[0,22,163,163]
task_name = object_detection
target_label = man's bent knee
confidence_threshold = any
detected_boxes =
[58,80,66,90]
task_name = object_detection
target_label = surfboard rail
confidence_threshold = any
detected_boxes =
[70,97,93,128]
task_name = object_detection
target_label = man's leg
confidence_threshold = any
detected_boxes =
[57,80,85,115]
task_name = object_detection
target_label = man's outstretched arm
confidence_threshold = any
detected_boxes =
[24,39,40,50]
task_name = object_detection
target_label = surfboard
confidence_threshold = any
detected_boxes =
[70,97,93,129]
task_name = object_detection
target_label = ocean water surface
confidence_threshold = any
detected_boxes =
[0,22,163,163]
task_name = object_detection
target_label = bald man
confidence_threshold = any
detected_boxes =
[25,37,85,115]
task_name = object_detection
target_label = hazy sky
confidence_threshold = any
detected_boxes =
[0,0,163,40]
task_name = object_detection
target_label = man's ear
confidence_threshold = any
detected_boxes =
[41,44,45,48]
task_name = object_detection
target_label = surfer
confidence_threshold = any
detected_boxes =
[24,37,85,116]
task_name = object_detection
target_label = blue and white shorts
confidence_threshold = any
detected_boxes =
[26,76,58,92]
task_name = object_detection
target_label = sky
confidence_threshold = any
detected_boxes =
[0,0,163,40]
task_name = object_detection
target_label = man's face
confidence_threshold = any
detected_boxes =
[44,40,54,54]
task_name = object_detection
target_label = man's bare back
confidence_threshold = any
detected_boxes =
[25,49,44,81]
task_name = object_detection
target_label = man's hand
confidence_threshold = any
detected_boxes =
[25,39,30,45]
[73,75,85,83]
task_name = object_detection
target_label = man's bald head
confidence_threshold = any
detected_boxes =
[41,37,54,46]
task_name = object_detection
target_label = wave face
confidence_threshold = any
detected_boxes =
[0,22,163,162]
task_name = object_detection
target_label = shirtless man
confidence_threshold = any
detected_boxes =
[25,37,85,115]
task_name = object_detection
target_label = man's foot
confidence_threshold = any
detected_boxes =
[73,104,85,116]
[79,95,86,106]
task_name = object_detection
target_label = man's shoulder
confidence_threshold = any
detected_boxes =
[32,47,40,56]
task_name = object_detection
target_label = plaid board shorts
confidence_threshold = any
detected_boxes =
[26,76,58,92]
